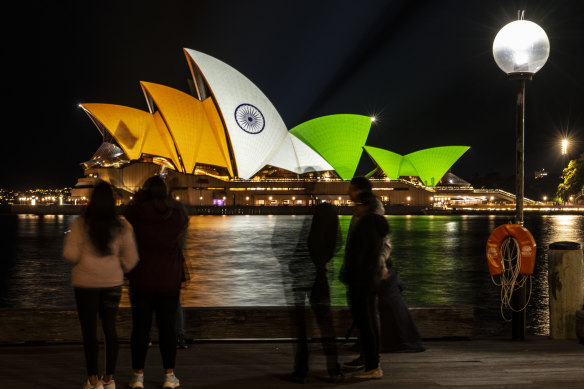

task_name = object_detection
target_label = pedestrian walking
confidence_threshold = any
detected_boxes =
[340,177,389,379]
[281,202,344,383]
[63,180,139,389]
[125,176,189,389]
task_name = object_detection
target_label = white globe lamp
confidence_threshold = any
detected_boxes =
[493,19,550,78]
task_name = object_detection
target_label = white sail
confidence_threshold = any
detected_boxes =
[184,48,288,179]
[268,133,334,174]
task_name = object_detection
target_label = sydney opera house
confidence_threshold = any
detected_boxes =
[72,48,472,207]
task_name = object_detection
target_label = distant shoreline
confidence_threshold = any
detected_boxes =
[2,204,583,216]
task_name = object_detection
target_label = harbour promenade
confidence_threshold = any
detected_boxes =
[0,337,583,388]
[1,307,583,387]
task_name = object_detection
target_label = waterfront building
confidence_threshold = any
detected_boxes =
[73,49,473,208]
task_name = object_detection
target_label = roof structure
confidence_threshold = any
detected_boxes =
[267,133,334,174]
[290,114,373,180]
[140,82,234,176]
[79,103,181,170]
[184,49,289,179]
[364,145,470,186]
[80,49,468,184]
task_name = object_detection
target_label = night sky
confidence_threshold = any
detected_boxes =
[3,0,584,189]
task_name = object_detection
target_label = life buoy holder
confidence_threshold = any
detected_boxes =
[486,224,536,276]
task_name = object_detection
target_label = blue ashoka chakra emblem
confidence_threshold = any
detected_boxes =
[234,104,265,134]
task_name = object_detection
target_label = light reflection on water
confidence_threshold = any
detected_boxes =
[1,213,583,336]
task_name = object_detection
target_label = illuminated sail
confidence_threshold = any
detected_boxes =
[184,48,288,179]
[268,133,334,174]
[364,145,470,186]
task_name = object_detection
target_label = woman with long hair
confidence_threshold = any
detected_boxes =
[63,180,139,389]
[125,175,189,389]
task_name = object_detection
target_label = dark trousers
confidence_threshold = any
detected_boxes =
[291,272,340,376]
[349,288,380,370]
[74,286,122,376]
[130,292,179,370]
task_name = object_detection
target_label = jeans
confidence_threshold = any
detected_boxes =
[130,292,179,370]
[74,286,122,376]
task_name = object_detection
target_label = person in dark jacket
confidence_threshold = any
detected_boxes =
[341,177,389,379]
[125,176,189,389]
[352,184,425,354]
[282,202,344,383]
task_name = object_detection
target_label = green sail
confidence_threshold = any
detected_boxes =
[290,114,372,180]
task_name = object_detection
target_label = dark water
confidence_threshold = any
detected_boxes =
[1,213,583,336]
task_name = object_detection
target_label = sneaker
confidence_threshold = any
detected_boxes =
[100,379,115,389]
[128,374,144,388]
[342,356,365,371]
[353,365,383,379]
[162,373,180,388]
[83,378,104,389]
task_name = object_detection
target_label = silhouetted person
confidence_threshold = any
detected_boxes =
[125,176,189,389]
[340,177,388,379]
[273,204,343,383]
[63,180,139,389]
[359,191,425,353]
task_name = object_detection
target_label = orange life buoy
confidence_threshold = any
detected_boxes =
[486,224,536,276]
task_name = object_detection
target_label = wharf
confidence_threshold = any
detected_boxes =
[0,338,582,388]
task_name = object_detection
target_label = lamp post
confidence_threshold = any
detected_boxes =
[493,11,550,340]
[561,138,569,169]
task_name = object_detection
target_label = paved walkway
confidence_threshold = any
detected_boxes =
[0,337,583,388]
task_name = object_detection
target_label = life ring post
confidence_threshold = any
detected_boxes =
[486,223,537,340]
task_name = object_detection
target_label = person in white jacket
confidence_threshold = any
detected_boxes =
[63,181,139,389]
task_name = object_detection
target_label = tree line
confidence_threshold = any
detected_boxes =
[556,152,584,204]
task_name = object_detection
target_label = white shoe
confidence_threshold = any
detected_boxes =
[83,378,104,389]
[162,373,180,388]
[101,379,115,389]
[128,374,144,388]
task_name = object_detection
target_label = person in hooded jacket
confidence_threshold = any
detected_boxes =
[124,176,189,389]
[340,177,389,379]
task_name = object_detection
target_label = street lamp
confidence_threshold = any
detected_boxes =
[493,12,550,225]
[493,11,549,341]
[561,138,568,155]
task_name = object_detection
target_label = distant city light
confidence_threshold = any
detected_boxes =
[561,139,568,155]
[370,117,376,122]
[543,196,547,201]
